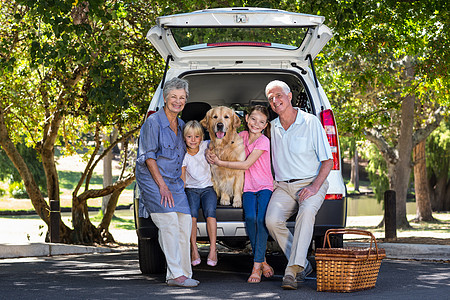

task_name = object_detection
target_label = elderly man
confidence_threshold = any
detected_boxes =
[264,80,333,290]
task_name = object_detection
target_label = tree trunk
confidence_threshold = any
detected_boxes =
[102,141,113,215]
[41,147,61,203]
[0,108,49,223]
[412,140,434,221]
[68,174,135,243]
[391,93,415,229]
[102,128,118,214]
[99,187,126,243]
[71,198,100,244]
[445,181,450,211]
[432,170,449,212]
[350,147,360,192]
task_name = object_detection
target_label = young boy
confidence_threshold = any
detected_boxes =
[182,120,218,267]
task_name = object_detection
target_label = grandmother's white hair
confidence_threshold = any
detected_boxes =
[163,77,189,100]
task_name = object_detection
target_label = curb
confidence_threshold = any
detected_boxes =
[346,242,450,261]
[0,242,115,259]
[2,241,448,261]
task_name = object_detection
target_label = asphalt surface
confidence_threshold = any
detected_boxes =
[1,251,449,299]
[0,212,449,260]
[1,216,449,299]
[1,240,449,261]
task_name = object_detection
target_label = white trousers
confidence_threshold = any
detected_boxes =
[265,178,328,268]
[151,212,192,280]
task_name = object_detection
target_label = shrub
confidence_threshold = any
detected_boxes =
[9,181,29,199]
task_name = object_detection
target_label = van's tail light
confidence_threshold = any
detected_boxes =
[146,110,157,118]
[325,194,343,200]
[320,109,340,170]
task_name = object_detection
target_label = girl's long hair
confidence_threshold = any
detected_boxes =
[245,105,271,139]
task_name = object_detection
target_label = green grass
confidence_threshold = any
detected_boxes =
[58,170,134,190]
[112,217,135,230]
[90,211,135,230]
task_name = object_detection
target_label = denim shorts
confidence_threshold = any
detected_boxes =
[185,186,217,219]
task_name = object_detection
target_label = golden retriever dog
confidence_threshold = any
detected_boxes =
[201,106,245,207]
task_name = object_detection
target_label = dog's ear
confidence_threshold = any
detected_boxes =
[200,110,210,128]
[233,112,241,128]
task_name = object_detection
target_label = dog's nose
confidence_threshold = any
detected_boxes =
[217,123,224,131]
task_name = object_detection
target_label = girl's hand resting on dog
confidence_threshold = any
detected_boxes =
[206,149,220,165]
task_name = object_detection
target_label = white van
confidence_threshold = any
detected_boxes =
[134,7,347,274]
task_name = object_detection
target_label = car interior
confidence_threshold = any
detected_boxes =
[181,71,315,118]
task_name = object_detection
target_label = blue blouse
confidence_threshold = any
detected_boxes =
[135,108,189,217]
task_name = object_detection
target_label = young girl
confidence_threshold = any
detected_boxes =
[182,120,218,267]
[207,105,274,283]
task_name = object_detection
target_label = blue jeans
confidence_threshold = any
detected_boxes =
[185,186,217,219]
[243,189,272,263]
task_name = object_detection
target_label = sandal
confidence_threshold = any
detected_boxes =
[191,251,201,266]
[191,257,201,266]
[207,257,217,267]
[247,265,262,283]
[262,261,274,278]
[207,251,218,267]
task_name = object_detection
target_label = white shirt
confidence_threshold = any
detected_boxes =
[182,140,213,188]
[271,108,332,181]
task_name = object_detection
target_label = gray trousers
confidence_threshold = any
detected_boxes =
[265,178,329,268]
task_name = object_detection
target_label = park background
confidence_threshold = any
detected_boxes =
[0,1,449,246]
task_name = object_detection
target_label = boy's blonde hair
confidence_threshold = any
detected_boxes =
[183,120,204,140]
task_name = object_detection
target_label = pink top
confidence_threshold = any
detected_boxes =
[239,131,274,193]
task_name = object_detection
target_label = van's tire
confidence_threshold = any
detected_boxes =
[138,238,166,274]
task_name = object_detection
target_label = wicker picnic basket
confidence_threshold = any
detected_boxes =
[315,229,386,293]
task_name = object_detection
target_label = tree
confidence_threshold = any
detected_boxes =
[427,119,450,211]
[1,0,253,244]
[413,139,435,221]
[0,0,159,243]
[280,0,450,228]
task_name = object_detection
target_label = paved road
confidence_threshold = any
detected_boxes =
[0,251,449,299]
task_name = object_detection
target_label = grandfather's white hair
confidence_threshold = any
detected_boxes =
[265,80,291,97]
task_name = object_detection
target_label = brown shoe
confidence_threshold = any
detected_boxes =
[247,265,262,283]
[281,275,297,290]
[262,261,274,278]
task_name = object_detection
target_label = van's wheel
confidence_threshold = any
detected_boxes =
[138,238,166,274]
[315,233,343,249]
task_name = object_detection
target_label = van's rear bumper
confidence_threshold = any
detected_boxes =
[135,196,346,240]
[196,197,347,239]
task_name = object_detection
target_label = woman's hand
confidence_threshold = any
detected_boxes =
[159,184,175,208]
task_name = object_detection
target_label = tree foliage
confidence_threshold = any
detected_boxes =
[1,0,449,240]
[289,0,450,228]
[0,0,163,243]
[0,0,267,244]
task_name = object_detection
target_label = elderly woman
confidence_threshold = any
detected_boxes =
[135,77,199,287]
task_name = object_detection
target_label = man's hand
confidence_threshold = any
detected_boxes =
[296,159,333,202]
[296,184,319,202]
